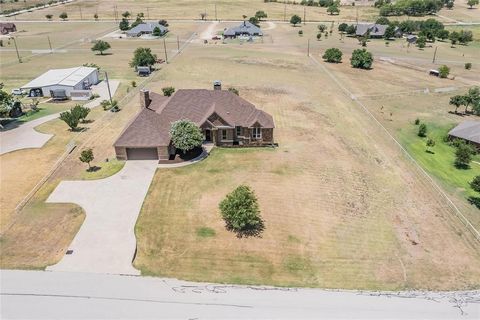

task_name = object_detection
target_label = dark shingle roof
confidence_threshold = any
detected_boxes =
[114,89,274,148]
[449,121,480,144]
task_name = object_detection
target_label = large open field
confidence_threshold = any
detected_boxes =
[4,0,479,23]
[1,2,480,290]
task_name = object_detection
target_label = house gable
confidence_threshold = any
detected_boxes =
[208,112,232,127]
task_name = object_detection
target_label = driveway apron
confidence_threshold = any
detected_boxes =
[46,160,157,275]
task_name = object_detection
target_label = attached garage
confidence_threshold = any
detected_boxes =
[126,148,158,160]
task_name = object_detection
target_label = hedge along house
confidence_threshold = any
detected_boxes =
[223,21,263,39]
[21,66,99,100]
[114,83,275,160]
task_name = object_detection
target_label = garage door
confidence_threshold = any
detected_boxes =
[126,148,158,160]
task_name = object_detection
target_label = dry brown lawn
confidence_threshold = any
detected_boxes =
[1,13,479,289]
[134,38,480,290]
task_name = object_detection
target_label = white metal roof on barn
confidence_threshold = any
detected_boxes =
[21,66,97,89]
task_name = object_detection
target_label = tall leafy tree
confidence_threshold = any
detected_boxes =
[327,4,340,15]
[130,47,157,68]
[91,40,111,55]
[467,0,479,8]
[59,109,80,131]
[350,49,373,69]
[449,95,465,114]
[290,15,302,26]
[119,18,130,31]
[79,148,94,171]
[219,185,264,237]
[438,65,450,78]
[169,119,203,153]
[322,48,343,63]
[255,10,268,20]
[455,141,475,169]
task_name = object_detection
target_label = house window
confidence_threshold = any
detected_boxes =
[236,126,242,136]
[252,127,262,139]
[222,129,228,140]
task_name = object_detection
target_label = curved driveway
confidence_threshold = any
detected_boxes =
[46,160,158,275]
[0,80,119,155]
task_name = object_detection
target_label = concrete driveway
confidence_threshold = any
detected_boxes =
[46,160,158,275]
[0,80,119,155]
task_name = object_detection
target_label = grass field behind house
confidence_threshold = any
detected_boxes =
[399,122,480,200]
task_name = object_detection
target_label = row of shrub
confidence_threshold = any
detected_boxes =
[376,0,444,17]
[264,0,345,6]
[1,0,66,15]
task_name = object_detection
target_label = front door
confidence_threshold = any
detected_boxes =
[205,129,211,142]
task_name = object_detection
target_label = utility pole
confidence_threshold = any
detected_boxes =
[79,5,83,20]
[432,46,438,63]
[356,7,358,25]
[12,37,21,63]
[147,7,150,20]
[163,38,168,63]
[113,5,118,22]
[307,39,310,56]
[177,35,180,51]
[104,71,113,105]
[47,36,53,53]
[303,7,306,25]
[284,3,286,22]
[215,3,217,21]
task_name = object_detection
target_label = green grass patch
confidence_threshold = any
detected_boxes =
[196,227,216,238]
[287,235,301,243]
[18,101,86,123]
[283,255,313,275]
[398,122,480,200]
[80,159,125,180]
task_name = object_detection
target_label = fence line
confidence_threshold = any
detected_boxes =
[309,54,480,242]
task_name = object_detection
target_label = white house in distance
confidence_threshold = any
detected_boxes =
[21,66,99,100]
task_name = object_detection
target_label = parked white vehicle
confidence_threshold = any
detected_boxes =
[11,88,26,96]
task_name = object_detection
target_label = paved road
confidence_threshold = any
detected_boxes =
[1,270,479,319]
[0,80,119,155]
[46,160,158,275]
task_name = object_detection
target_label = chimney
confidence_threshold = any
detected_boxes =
[140,89,151,108]
[213,80,222,91]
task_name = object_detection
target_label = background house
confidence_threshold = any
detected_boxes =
[356,23,387,38]
[21,66,99,99]
[0,22,16,35]
[223,21,263,39]
[449,121,480,149]
[114,83,275,160]
[126,22,168,37]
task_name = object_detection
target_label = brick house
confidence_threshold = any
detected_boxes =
[114,84,275,160]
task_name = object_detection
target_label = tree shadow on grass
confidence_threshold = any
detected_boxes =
[87,166,101,172]
[225,219,265,239]
[454,162,471,170]
[468,197,480,209]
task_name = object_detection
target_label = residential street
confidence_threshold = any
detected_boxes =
[1,270,479,319]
